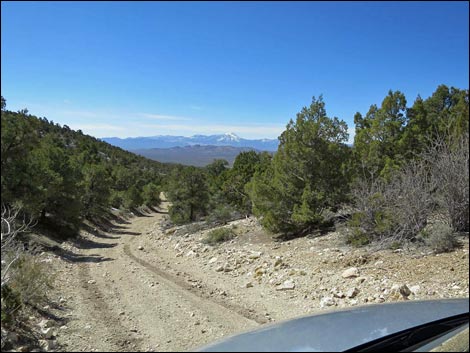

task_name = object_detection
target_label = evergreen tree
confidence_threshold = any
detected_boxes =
[248,96,351,235]
[166,166,209,224]
[353,90,407,178]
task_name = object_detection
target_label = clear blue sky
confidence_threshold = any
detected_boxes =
[2,1,469,142]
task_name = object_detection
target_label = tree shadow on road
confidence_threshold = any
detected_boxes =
[50,246,114,263]
[74,238,118,250]
[148,205,168,214]
[81,223,121,239]
[130,208,153,217]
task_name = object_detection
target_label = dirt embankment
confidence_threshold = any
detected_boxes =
[36,199,468,352]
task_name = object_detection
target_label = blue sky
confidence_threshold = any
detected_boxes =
[2,1,468,142]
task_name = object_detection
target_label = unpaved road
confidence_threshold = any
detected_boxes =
[50,201,258,352]
[48,198,469,352]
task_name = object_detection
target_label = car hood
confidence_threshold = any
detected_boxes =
[195,298,469,352]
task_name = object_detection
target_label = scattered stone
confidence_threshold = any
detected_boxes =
[41,327,55,339]
[248,251,262,259]
[38,319,55,329]
[208,257,218,264]
[346,287,360,299]
[397,284,411,297]
[223,263,233,272]
[87,279,96,284]
[138,245,144,250]
[409,285,420,295]
[333,290,345,298]
[215,265,224,272]
[342,267,359,278]
[244,282,254,288]
[355,276,367,284]
[320,296,335,307]
[276,280,295,291]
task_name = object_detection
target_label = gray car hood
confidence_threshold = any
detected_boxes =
[196,298,469,352]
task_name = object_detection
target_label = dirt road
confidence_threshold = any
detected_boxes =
[49,198,468,352]
[51,201,258,352]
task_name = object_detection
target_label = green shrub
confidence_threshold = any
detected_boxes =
[207,205,239,225]
[202,227,235,245]
[1,251,54,325]
[425,223,459,253]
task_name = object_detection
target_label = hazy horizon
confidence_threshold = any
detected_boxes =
[2,1,468,145]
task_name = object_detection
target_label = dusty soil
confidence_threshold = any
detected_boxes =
[42,199,468,352]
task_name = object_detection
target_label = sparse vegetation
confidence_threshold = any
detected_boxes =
[202,227,235,245]
[1,206,52,329]
[425,223,460,253]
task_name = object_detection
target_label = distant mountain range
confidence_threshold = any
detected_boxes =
[133,145,266,167]
[101,133,279,151]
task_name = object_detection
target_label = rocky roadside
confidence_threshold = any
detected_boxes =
[136,215,469,324]
[2,211,468,352]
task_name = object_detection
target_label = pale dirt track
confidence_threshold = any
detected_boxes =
[48,198,469,352]
[51,201,258,352]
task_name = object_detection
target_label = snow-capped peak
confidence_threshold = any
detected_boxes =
[217,132,240,142]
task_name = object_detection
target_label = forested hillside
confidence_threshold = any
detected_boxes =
[166,84,469,248]
[1,96,174,237]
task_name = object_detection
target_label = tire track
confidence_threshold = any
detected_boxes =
[77,263,144,352]
[123,243,267,325]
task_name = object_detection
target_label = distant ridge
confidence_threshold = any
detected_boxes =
[133,145,268,167]
[101,132,279,152]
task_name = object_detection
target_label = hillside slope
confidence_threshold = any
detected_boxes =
[40,201,468,352]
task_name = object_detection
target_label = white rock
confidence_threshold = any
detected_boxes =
[276,280,295,291]
[333,291,345,298]
[38,319,55,329]
[87,279,96,284]
[346,287,360,298]
[41,327,55,339]
[342,267,359,278]
[208,257,218,264]
[248,251,262,259]
[320,296,335,308]
[138,245,144,250]
[409,285,420,294]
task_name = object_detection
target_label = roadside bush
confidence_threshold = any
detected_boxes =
[202,227,235,245]
[1,206,53,328]
[347,159,434,247]
[422,133,469,233]
[425,223,460,253]
[207,205,240,225]
[2,252,54,322]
